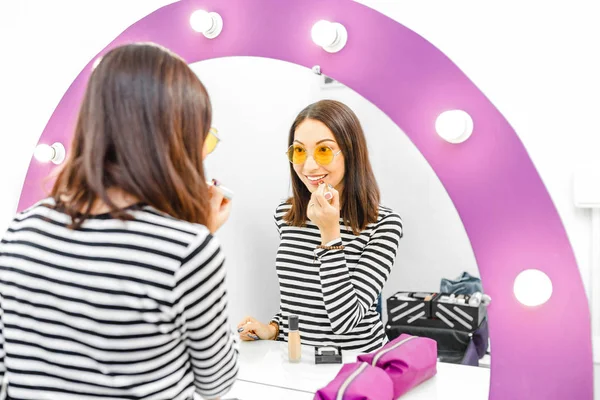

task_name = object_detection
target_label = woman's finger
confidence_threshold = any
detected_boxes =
[313,191,327,208]
[236,320,249,331]
[317,182,327,196]
[208,184,225,209]
[237,316,256,331]
[238,321,260,335]
[329,187,340,209]
[238,326,258,340]
[238,322,261,341]
[310,191,324,208]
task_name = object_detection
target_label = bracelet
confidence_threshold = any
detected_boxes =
[316,245,345,250]
[268,321,280,340]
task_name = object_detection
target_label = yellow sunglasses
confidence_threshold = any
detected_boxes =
[286,144,342,166]
[203,127,221,155]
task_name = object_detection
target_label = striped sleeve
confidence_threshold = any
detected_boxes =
[273,210,282,240]
[315,213,403,335]
[270,311,283,341]
[0,289,5,382]
[173,232,239,399]
[270,206,284,340]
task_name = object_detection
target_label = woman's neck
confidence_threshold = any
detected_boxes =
[92,189,140,214]
[63,188,140,215]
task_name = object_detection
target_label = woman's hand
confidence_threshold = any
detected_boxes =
[237,316,276,341]
[206,183,232,234]
[307,182,341,244]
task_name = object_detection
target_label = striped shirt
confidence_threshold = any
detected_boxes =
[271,202,403,353]
[0,199,238,400]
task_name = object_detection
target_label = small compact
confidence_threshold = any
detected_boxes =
[314,346,343,364]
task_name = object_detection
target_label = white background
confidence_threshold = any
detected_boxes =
[1,0,599,396]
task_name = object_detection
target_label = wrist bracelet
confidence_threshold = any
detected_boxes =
[268,321,280,340]
[316,245,345,250]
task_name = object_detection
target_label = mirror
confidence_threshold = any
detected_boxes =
[191,57,488,367]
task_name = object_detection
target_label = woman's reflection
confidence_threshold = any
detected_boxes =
[238,100,403,352]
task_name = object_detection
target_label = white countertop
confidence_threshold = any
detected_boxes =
[226,380,314,400]
[216,340,491,400]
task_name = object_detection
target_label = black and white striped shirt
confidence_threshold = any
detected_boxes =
[0,199,238,400]
[271,202,403,353]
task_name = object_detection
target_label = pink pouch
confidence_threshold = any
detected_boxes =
[313,362,394,400]
[357,334,437,398]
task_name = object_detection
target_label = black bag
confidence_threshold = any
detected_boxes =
[386,318,489,366]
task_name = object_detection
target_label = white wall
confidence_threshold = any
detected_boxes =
[1,0,599,395]
[0,0,179,234]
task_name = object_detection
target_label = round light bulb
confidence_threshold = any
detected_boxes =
[311,20,348,53]
[33,142,66,164]
[190,10,213,33]
[513,269,553,307]
[435,110,474,143]
[33,144,55,163]
[92,57,102,70]
[311,20,337,48]
[50,142,66,164]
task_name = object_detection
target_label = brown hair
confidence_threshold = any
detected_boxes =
[51,43,212,228]
[285,100,380,235]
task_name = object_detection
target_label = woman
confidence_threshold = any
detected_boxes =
[0,43,237,399]
[238,100,403,353]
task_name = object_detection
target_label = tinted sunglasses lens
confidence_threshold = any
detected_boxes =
[287,145,307,164]
[204,128,220,155]
[314,145,334,165]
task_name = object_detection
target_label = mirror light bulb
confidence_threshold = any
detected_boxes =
[92,57,102,70]
[190,10,212,32]
[34,144,54,163]
[190,10,223,39]
[435,110,474,143]
[312,20,337,47]
[514,269,553,307]
[33,142,66,165]
[311,20,347,53]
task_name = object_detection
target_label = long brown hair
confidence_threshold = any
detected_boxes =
[51,43,212,228]
[285,100,380,235]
